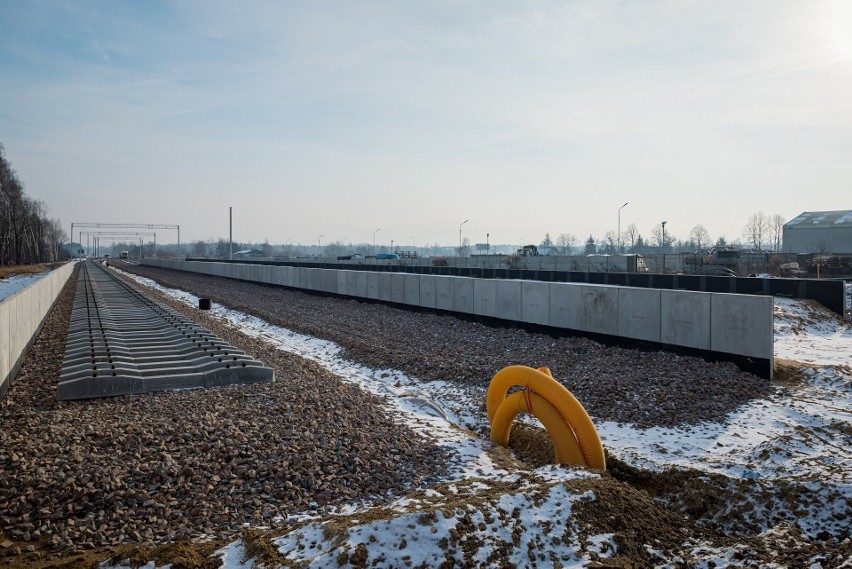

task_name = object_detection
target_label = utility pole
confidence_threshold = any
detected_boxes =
[618,202,629,253]
[229,207,233,260]
[459,219,469,255]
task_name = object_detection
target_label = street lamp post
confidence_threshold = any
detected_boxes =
[459,219,469,255]
[618,202,629,253]
[373,228,380,254]
[661,221,667,274]
[487,232,490,256]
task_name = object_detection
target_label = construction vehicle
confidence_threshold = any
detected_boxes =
[517,244,539,257]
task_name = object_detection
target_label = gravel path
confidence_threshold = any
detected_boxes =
[122,263,771,429]
[0,266,445,554]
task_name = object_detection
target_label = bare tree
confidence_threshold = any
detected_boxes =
[769,214,785,251]
[623,223,639,251]
[649,224,674,248]
[689,224,711,251]
[603,231,618,254]
[556,233,577,255]
[0,143,66,265]
[743,211,769,250]
[43,217,67,261]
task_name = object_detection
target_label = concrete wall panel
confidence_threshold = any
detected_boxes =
[367,272,380,300]
[337,270,348,295]
[435,276,454,311]
[391,273,406,304]
[661,289,711,350]
[140,260,773,376]
[521,281,550,326]
[322,269,337,294]
[301,268,314,291]
[474,279,497,317]
[1,262,74,398]
[0,301,9,393]
[618,288,661,342]
[355,271,369,298]
[273,266,286,286]
[576,285,619,336]
[403,274,420,306]
[323,269,334,293]
[495,280,522,321]
[711,294,773,359]
[378,273,393,302]
[549,283,580,330]
[454,277,474,314]
[8,297,20,378]
[419,275,437,309]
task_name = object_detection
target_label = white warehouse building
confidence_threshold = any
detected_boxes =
[783,210,852,254]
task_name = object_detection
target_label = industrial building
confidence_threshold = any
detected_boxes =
[783,210,852,254]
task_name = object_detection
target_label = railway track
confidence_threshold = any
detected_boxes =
[57,260,273,400]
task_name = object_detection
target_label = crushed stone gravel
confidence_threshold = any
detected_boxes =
[121,263,772,430]
[0,265,446,555]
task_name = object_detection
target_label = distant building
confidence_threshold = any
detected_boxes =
[783,210,852,254]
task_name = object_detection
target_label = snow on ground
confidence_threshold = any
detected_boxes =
[113,269,852,567]
[774,297,852,367]
[273,477,603,568]
[0,271,50,302]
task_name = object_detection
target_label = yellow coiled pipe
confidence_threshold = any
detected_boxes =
[487,365,606,471]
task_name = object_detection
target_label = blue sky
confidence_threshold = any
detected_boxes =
[2,0,851,247]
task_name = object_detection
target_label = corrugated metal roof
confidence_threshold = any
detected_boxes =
[784,210,852,230]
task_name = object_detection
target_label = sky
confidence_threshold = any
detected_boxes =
[2,0,851,248]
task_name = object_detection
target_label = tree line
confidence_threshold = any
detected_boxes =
[0,143,67,266]
[539,212,786,256]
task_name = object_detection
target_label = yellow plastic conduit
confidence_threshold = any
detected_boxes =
[487,365,606,471]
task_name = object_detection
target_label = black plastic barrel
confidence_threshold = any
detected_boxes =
[198,298,212,310]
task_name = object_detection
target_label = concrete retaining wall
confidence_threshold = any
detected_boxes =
[141,260,774,376]
[1,262,75,399]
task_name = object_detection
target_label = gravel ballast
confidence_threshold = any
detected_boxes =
[122,263,772,429]
[0,266,446,554]
[0,261,776,560]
